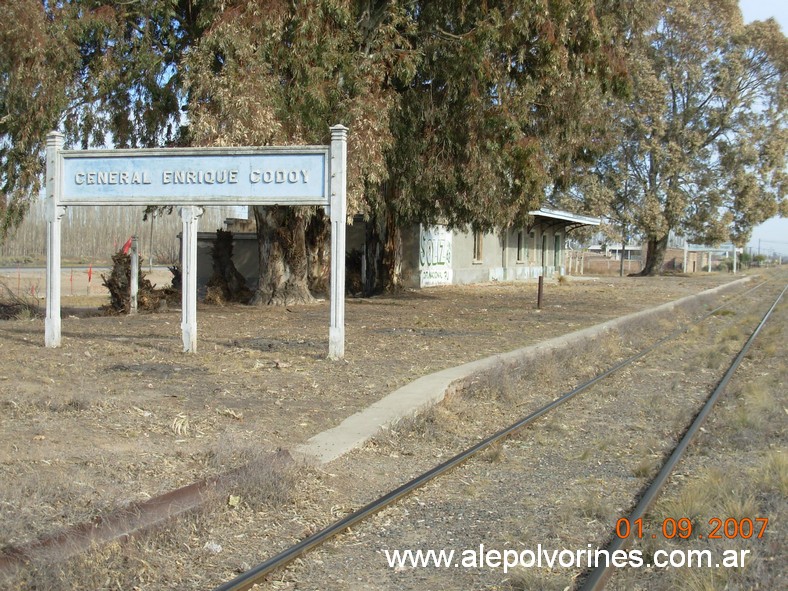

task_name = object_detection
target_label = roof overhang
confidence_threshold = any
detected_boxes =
[528,207,601,232]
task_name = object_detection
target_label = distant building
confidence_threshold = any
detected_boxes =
[587,243,643,261]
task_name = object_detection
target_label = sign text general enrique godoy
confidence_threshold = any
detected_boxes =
[60,148,328,206]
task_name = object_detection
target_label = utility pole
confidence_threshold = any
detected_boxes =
[619,226,627,277]
[683,239,688,273]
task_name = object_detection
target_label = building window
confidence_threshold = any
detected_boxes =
[516,230,525,263]
[541,233,547,268]
[473,231,483,262]
[529,232,535,262]
[554,234,562,268]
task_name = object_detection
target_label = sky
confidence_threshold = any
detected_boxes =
[738,1,788,257]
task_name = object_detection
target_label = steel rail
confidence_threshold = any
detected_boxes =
[578,282,787,591]
[212,279,772,591]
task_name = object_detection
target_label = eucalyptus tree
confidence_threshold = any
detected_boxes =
[386,0,625,230]
[603,0,787,274]
[186,0,416,303]
[370,0,629,288]
[1,1,213,239]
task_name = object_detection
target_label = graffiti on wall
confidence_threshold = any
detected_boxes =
[420,225,453,287]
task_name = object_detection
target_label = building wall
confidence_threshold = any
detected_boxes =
[414,222,566,288]
[661,247,705,273]
[196,219,574,293]
[196,232,259,292]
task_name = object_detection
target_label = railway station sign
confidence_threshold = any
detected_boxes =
[60,148,329,206]
[44,127,348,358]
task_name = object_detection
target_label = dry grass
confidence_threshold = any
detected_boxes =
[0,280,40,320]
[674,568,731,591]
[376,401,475,451]
[753,451,788,496]
[504,567,570,591]
[575,491,615,523]
[3,510,217,591]
[0,274,770,589]
[619,289,787,591]
[631,456,659,478]
[381,330,632,451]
[206,437,300,510]
[480,443,507,464]
[725,375,781,446]
[0,463,116,550]
[717,323,744,342]
[1,449,306,591]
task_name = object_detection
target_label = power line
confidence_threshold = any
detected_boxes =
[749,239,788,245]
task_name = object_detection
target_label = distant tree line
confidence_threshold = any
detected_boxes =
[0,199,236,264]
[1,1,785,299]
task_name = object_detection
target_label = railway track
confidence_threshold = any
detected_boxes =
[578,281,787,591]
[213,276,786,591]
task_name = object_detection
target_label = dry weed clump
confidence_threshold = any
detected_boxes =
[384,404,458,443]
[504,567,569,591]
[101,251,179,313]
[0,462,114,549]
[0,280,40,320]
[754,451,788,496]
[1,446,303,591]
[480,442,507,464]
[205,437,300,510]
[2,512,216,591]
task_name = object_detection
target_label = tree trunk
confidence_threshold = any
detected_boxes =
[206,229,251,304]
[363,214,382,296]
[306,209,330,296]
[638,234,669,276]
[382,207,403,291]
[365,183,403,295]
[250,205,314,305]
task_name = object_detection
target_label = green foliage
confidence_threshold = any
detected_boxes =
[386,0,627,231]
[1,0,74,237]
[2,0,783,284]
[1,0,212,240]
[585,0,787,273]
[185,0,417,212]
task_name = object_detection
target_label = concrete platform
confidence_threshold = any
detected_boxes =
[295,277,752,464]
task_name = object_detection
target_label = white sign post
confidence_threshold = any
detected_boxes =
[44,125,348,357]
[179,205,203,352]
[328,126,348,359]
[45,133,65,348]
[130,235,139,315]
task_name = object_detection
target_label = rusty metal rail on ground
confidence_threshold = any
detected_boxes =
[212,279,781,591]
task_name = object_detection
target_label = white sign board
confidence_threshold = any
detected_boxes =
[419,225,453,287]
[45,127,348,358]
[60,147,329,205]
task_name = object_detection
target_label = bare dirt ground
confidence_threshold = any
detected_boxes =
[0,269,777,589]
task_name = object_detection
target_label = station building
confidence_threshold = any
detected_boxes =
[194,206,600,292]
